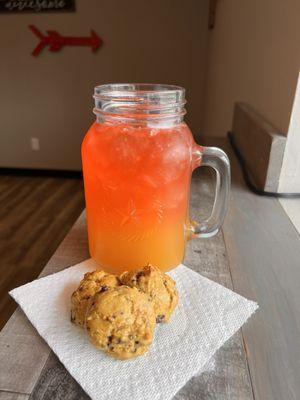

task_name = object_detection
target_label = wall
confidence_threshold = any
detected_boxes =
[279,72,300,193]
[203,0,300,137]
[279,72,300,233]
[0,0,209,170]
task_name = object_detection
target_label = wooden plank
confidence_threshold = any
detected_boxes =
[0,309,50,394]
[22,171,253,400]
[174,170,253,399]
[175,336,253,400]
[29,353,89,400]
[0,175,84,329]
[232,102,286,191]
[0,176,31,204]
[217,139,300,400]
[0,393,29,400]
[0,211,88,395]
[38,211,89,277]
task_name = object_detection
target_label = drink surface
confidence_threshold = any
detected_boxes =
[82,121,194,274]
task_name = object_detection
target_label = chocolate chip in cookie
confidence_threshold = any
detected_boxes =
[86,286,156,360]
[120,265,178,323]
[71,270,120,327]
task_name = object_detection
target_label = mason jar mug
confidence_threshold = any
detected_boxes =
[82,84,230,274]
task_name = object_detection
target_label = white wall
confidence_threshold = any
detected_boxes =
[203,0,300,137]
[278,72,300,233]
[279,72,300,193]
[0,0,209,170]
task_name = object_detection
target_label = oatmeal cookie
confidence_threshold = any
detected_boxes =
[120,265,178,323]
[71,270,120,327]
[86,286,156,359]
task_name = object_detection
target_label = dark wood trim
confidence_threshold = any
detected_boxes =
[0,168,82,179]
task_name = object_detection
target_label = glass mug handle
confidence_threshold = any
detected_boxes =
[191,146,231,238]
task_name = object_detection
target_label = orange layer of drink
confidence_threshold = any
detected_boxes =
[82,83,230,274]
[82,121,195,274]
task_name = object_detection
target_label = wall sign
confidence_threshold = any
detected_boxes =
[29,25,103,56]
[0,0,75,13]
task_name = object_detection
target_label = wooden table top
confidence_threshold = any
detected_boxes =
[1,140,300,400]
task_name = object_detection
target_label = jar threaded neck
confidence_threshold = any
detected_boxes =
[93,83,186,126]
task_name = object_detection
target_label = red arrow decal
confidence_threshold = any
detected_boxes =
[29,25,103,56]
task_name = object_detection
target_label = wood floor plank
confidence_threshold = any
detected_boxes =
[21,188,84,267]
[0,177,29,203]
[0,180,74,258]
[0,175,36,208]
[0,174,84,329]
[0,178,59,232]
[215,139,300,400]
[0,177,47,221]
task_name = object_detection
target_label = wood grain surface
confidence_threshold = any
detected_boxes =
[175,169,253,399]
[0,393,29,400]
[219,141,300,400]
[0,174,84,329]
[1,139,299,399]
[0,168,254,400]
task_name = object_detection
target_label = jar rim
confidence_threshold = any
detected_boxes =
[94,83,185,98]
[93,83,186,125]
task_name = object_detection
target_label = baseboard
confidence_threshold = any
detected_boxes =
[0,167,83,179]
[231,102,286,192]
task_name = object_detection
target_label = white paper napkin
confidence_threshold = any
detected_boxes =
[10,259,258,400]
